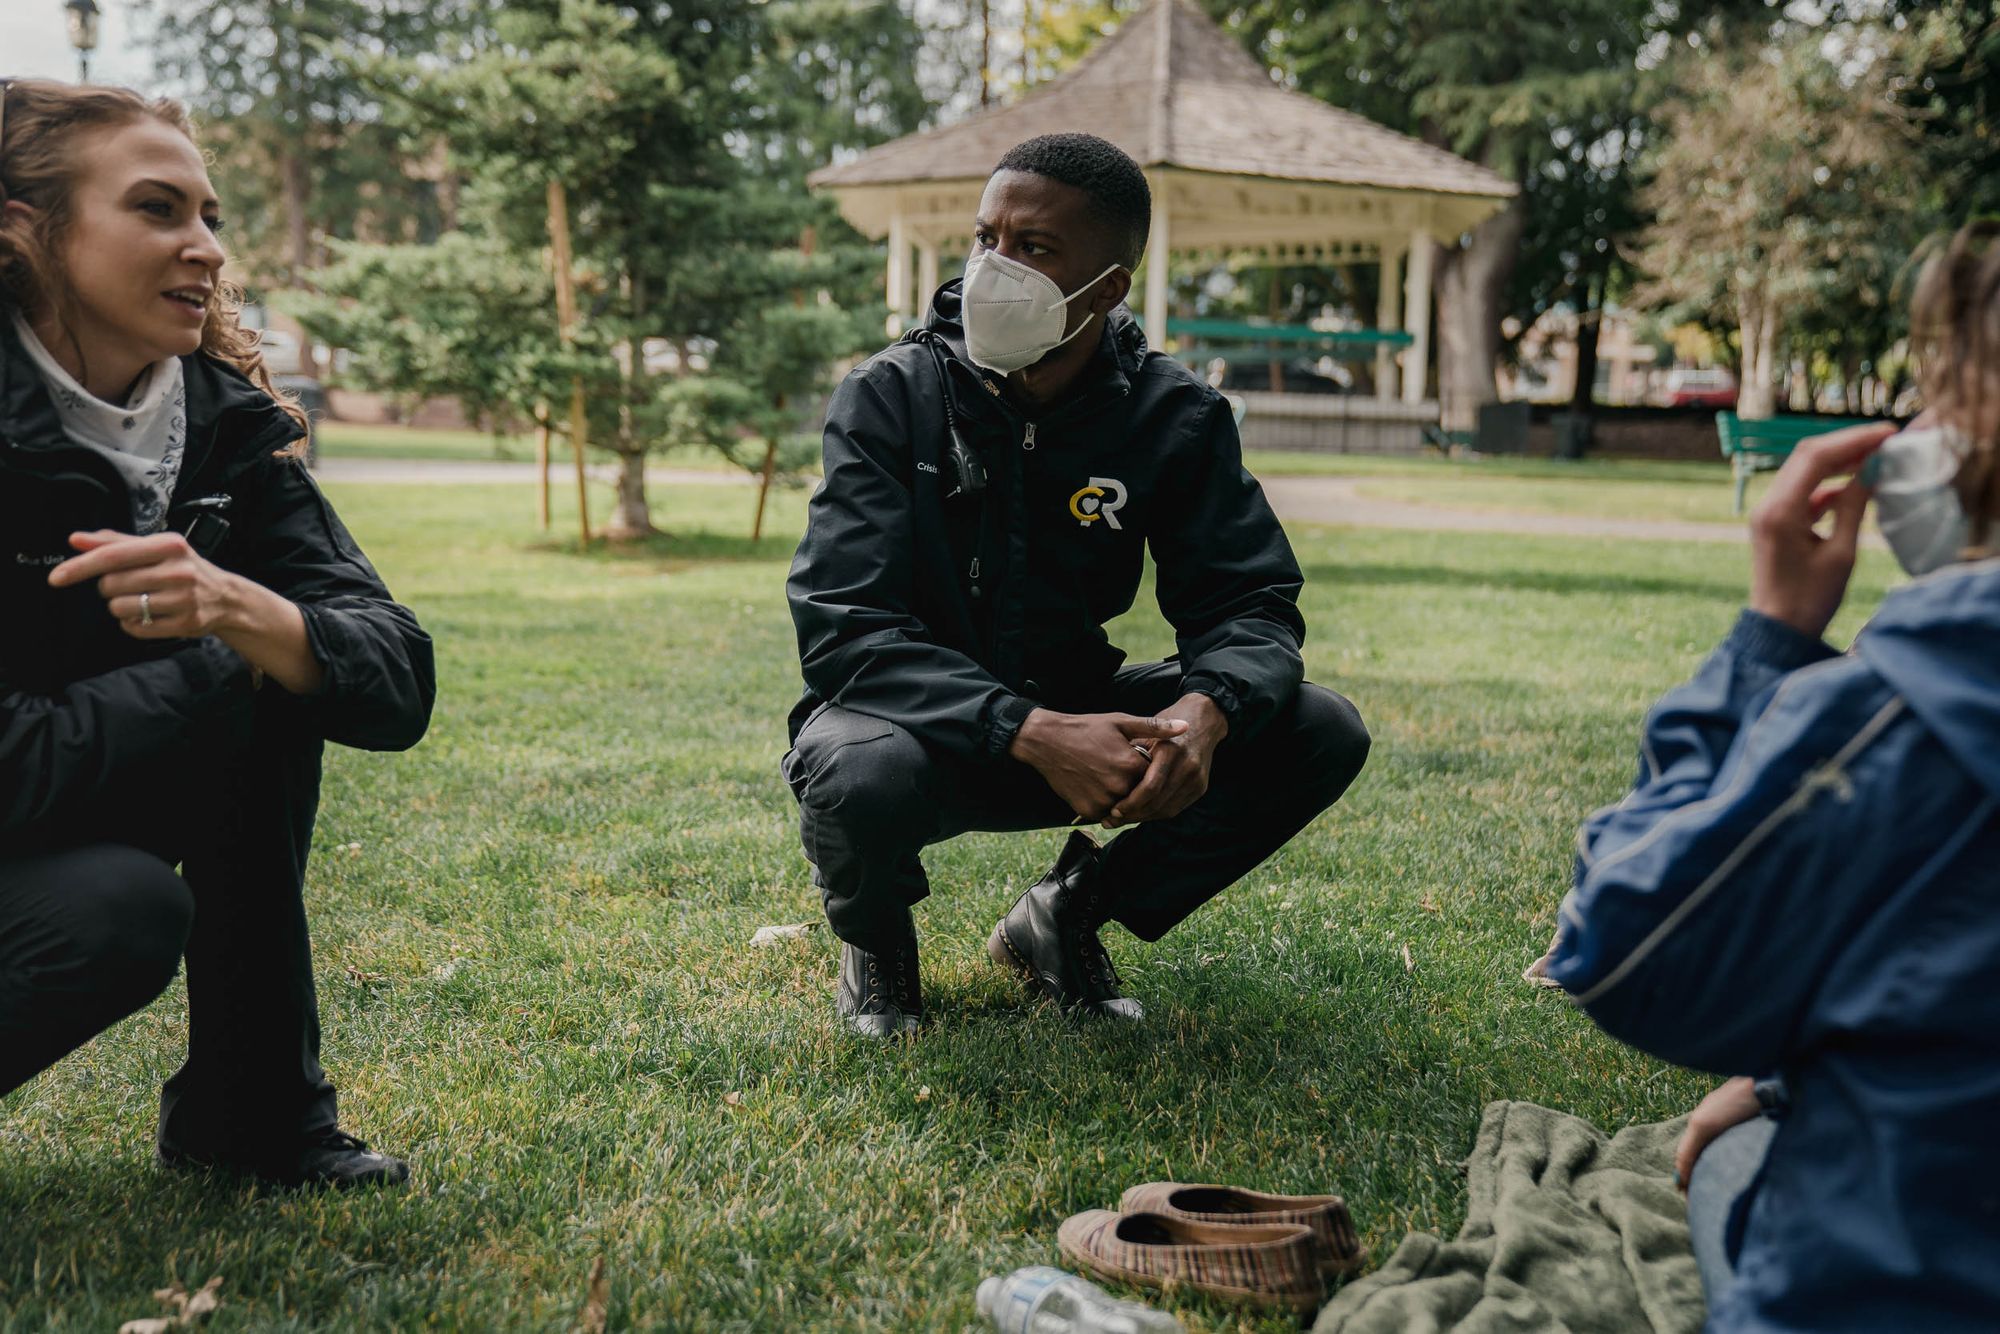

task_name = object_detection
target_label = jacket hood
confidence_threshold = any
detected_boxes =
[0,310,299,474]
[920,276,1150,384]
[1854,557,2000,797]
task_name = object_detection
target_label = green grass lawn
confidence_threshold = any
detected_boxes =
[0,479,1900,1331]
[1345,468,1767,526]
[318,423,1769,526]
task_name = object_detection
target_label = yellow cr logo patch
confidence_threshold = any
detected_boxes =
[1067,477,1129,530]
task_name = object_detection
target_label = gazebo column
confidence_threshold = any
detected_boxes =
[886,205,910,334]
[1376,247,1403,402]
[1401,229,1435,406]
[916,239,940,312]
[1142,175,1171,350]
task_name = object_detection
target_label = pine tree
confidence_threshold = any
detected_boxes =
[331,0,929,537]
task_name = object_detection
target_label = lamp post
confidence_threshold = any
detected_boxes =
[64,0,101,84]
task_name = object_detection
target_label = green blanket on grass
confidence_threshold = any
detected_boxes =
[1312,1101,1706,1334]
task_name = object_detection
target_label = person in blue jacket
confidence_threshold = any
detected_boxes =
[1545,223,2000,1332]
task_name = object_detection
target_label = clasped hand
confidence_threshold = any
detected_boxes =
[1007,693,1228,827]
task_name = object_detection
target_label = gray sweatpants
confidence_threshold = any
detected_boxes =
[1687,1114,1780,1309]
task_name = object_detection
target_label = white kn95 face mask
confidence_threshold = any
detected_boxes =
[1867,425,1972,577]
[960,247,1122,375]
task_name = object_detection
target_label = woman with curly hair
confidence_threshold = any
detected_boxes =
[0,79,434,1189]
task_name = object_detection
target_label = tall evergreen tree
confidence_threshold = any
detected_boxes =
[138,0,486,289]
[338,0,930,537]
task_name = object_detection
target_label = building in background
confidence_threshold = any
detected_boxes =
[1503,305,1668,406]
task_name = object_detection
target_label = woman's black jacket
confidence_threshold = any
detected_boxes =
[0,319,435,836]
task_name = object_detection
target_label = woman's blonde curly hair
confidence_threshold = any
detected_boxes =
[0,78,306,446]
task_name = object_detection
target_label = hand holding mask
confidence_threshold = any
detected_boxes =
[1747,422,1894,638]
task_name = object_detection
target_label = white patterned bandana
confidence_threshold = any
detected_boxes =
[12,314,188,534]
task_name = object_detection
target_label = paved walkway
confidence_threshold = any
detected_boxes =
[317,456,1766,545]
[1257,475,1754,545]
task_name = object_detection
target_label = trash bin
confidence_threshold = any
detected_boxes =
[1476,401,1531,454]
[1551,411,1594,459]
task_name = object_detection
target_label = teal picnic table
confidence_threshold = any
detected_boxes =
[1716,411,1876,514]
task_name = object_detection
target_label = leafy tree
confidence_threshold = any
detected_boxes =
[652,302,876,512]
[279,233,570,441]
[1886,1,2000,223]
[1633,34,1925,418]
[1020,0,1131,79]
[1208,0,1685,431]
[341,0,927,537]
[137,1,485,288]
[755,1,933,185]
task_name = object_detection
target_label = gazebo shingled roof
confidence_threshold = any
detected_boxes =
[809,0,1515,200]
[810,0,1517,408]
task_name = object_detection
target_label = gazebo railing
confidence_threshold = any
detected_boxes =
[1165,317,1415,351]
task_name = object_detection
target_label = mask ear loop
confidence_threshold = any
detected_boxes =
[1050,262,1125,312]
[1043,263,1126,355]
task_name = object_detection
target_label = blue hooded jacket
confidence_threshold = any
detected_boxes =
[1545,562,2000,1331]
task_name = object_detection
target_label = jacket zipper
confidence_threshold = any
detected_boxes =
[1022,422,1037,451]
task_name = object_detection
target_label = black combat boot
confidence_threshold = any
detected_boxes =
[987,831,1143,1021]
[836,933,923,1037]
[159,1127,410,1190]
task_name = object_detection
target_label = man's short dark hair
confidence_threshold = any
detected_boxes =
[994,133,1151,270]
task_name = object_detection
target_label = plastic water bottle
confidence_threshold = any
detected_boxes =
[976,1266,1184,1334]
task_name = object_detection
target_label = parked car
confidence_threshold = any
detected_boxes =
[1665,366,1739,409]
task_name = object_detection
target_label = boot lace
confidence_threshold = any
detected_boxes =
[307,1129,373,1154]
[1069,922,1122,996]
[862,946,919,1012]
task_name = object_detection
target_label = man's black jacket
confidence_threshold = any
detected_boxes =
[786,280,1305,763]
[0,317,435,837]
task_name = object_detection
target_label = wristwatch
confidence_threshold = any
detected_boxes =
[1752,1073,1791,1118]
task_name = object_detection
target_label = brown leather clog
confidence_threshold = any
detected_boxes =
[1055,1208,1325,1314]
[1120,1182,1364,1279]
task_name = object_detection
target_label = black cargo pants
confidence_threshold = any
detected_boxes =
[0,690,338,1166]
[782,660,1369,951]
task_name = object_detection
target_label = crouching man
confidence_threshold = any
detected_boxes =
[782,134,1368,1036]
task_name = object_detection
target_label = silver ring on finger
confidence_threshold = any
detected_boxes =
[139,591,153,627]
[1130,742,1151,758]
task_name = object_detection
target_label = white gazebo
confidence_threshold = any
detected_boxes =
[808,0,1516,409]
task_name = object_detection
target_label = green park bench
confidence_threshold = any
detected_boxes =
[1420,423,1474,453]
[1716,411,1876,515]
